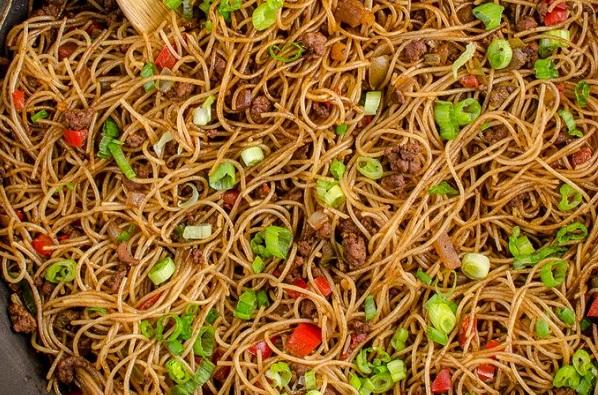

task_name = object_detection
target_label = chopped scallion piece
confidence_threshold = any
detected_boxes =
[206,308,219,324]
[31,110,48,123]
[193,95,216,126]
[534,58,559,80]
[193,325,215,357]
[98,118,120,159]
[256,290,269,307]
[182,224,212,240]
[141,63,158,92]
[535,319,550,338]
[363,91,382,115]
[234,290,257,320]
[427,326,449,345]
[427,296,456,335]
[153,131,174,158]
[356,157,384,180]
[539,29,570,58]
[335,123,348,136]
[209,161,237,190]
[472,3,504,30]
[315,179,345,208]
[45,259,77,283]
[140,320,154,338]
[556,307,575,326]
[85,307,106,316]
[108,142,136,180]
[387,359,406,382]
[556,222,588,244]
[513,245,567,269]
[356,348,372,374]
[304,370,317,390]
[167,339,185,355]
[558,109,583,138]
[572,349,592,376]
[558,184,582,211]
[148,256,176,285]
[428,181,459,196]
[265,361,292,388]
[369,371,394,392]
[165,359,192,384]
[539,260,568,288]
[454,98,481,126]
[182,0,193,18]
[416,269,433,285]
[461,253,490,280]
[252,256,265,273]
[241,146,265,167]
[268,42,304,63]
[330,159,345,180]
[250,226,293,259]
[574,81,590,108]
[116,224,136,242]
[451,43,476,79]
[364,295,377,321]
[434,100,459,140]
[217,0,242,22]
[252,0,283,31]
[508,226,535,258]
[553,365,580,388]
[487,38,512,70]
[391,327,409,351]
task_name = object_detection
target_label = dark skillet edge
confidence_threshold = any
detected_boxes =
[1,282,50,393]
[0,0,29,54]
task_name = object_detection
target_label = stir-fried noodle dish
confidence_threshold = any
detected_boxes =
[0,0,597,393]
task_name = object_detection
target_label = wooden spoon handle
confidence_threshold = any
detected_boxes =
[116,0,169,34]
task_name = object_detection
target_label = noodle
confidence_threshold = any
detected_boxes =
[0,0,597,394]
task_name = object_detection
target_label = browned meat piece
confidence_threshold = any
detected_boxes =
[457,5,475,23]
[35,277,56,297]
[482,126,509,144]
[255,183,271,199]
[58,42,78,60]
[55,309,80,330]
[300,32,327,58]
[166,82,195,100]
[293,144,310,160]
[384,142,422,174]
[298,239,315,257]
[341,319,370,359]
[431,42,449,65]
[555,131,574,145]
[522,43,538,67]
[343,233,366,268]
[506,192,529,209]
[288,256,305,280]
[8,301,36,333]
[250,96,272,120]
[361,216,379,236]
[125,130,145,148]
[32,0,62,17]
[516,16,538,32]
[189,247,204,265]
[123,178,147,192]
[388,75,416,105]
[56,356,91,384]
[381,174,405,193]
[234,88,252,111]
[212,55,226,80]
[488,86,515,109]
[312,102,331,119]
[537,2,549,21]
[116,243,140,266]
[334,0,374,28]
[64,108,94,130]
[507,47,529,70]
[133,162,151,178]
[404,40,427,63]
[105,265,127,293]
[299,299,317,319]
[571,147,593,168]
[126,191,146,208]
[338,218,360,236]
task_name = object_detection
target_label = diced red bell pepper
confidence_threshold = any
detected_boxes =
[458,315,477,348]
[587,296,598,318]
[313,276,332,297]
[63,129,87,148]
[32,234,55,257]
[544,9,568,25]
[459,75,479,89]
[485,339,501,352]
[155,46,177,69]
[248,340,272,359]
[137,292,162,310]
[287,278,308,299]
[431,368,452,393]
[12,90,25,111]
[476,363,496,382]
[16,210,24,221]
[223,189,240,209]
[286,323,322,357]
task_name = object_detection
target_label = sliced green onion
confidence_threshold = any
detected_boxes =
[178,183,199,209]
[148,256,176,285]
[539,260,568,288]
[534,59,559,80]
[241,146,264,167]
[199,0,213,14]
[252,256,265,273]
[387,359,406,382]
[434,100,459,140]
[556,222,587,244]
[182,0,193,18]
[426,326,448,346]
[141,63,158,92]
[356,348,372,374]
[217,0,241,21]
[98,118,120,159]
[575,81,590,108]
[234,290,257,320]
[357,157,384,180]
[193,359,215,385]
[182,224,212,240]
[360,378,375,395]
[364,91,382,115]
[315,179,345,208]
[451,43,476,79]
[140,320,154,338]
[163,0,183,9]
[535,319,550,338]
[45,259,77,283]
[539,30,570,58]
[31,110,48,123]
[335,123,348,136]
[193,325,215,357]
[252,0,283,30]
[558,184,582,211]
[203,20,213,32]
[108,142,136,180]
[580,318,591,331]
[575,376,594,395]
[116,224,136,242]
[304,370,317,390]
[156,314,182,341]
[256,290,269,307]
[206,308,219,324]
[250,225,293,259]
[454,98,481,126]
[428,181,459,196]
[330,159,345,180]
[508,226,535,257]
[553,365,581,388]
[427,300,456,334]
[167,339,185,355]
[461,253,490,280]
[472,3,504,30]
[306,391,322,395]
[193,95,215,126]
[487,38,512,70]
[153,131,173,158]
[349,373,362,390]
[391,328,409,351]
[268,42,304,63]
[556,307,575,326]
[513,245,567,269]
[209,161,237,190]
[85,307,107,316]
[572,349,592,376]
[416,269,433,285]
[364,295,377,321]
[558,109,583,138]
[265,361,292,388]
[166,359,192,384]
[369,371,393,393]
[372,347,391,366]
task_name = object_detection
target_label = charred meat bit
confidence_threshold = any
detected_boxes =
[250,96,272,120]
[338,219,367,268]
[482,126,509,144]
[381,174,406,193]
[56,356,91,384]
[212,55,226,80]
[385,143,422,174]
[334,0,375,28]
[32,0,63,17]
[571,147,593,168]
[341,319,370,359]
[166,82,195,101]
[64,108,94,130]
[189,247,204,265]
[55,309,80,331]
[516,16,538,32]
[457,5,475,23]
[8,301,36,333]
[431,42,449,65]
[255,183,270,199]
[35,276,56,297]
[58,42,78,60]
[125,130,145,148]
[507,47,530,70]
[116,243,140,266]
[234,88,253,111]
[522,43,538,67]
[388,75,416,105]
[133,162,152,178]
[404,40,427,63]
[312,102,331,119]
[488,86,515,109]
[105,266,127,293]
[506,192,529,209]
[300,32,327,59]
[299,299,318,319]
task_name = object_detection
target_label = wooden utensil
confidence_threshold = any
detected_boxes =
[116,0,170,33]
